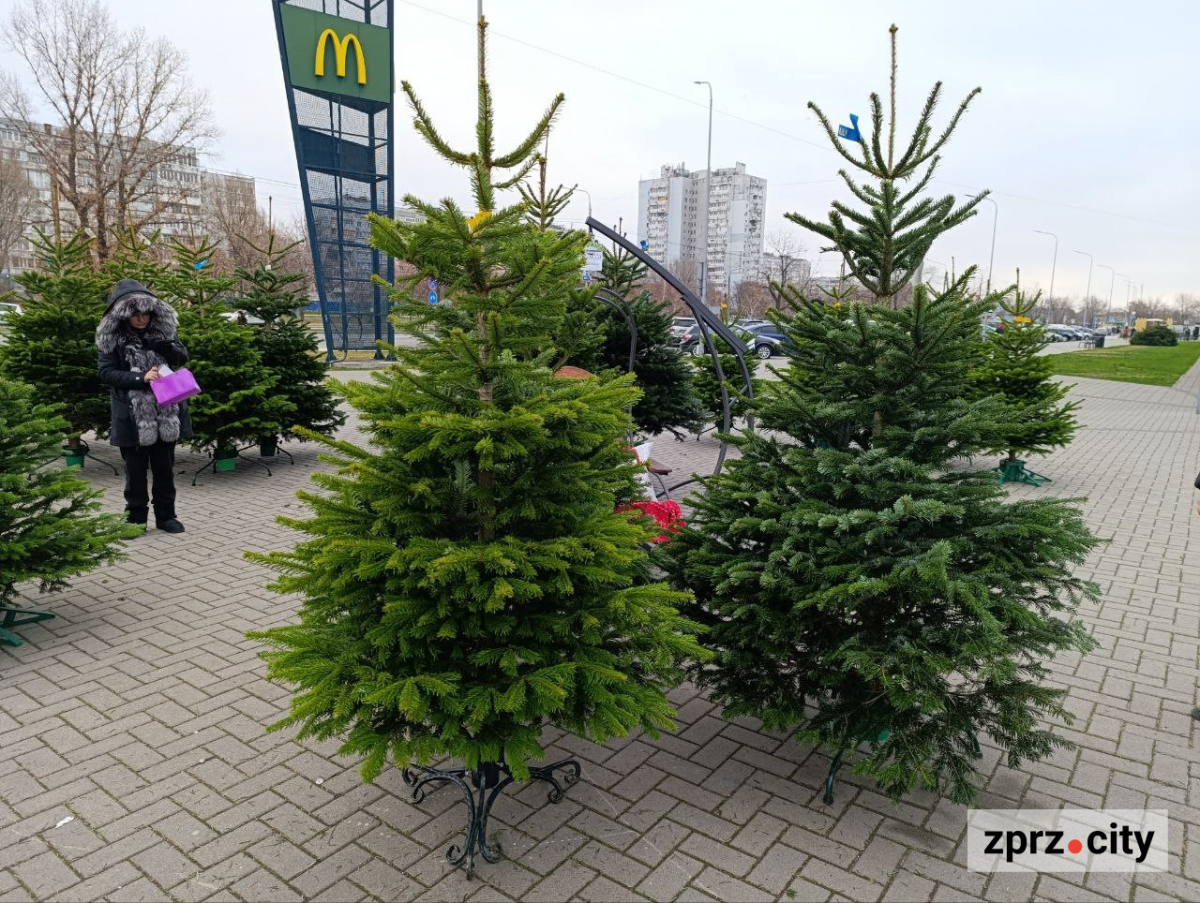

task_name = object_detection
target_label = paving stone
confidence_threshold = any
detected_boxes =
[693,865,775,902]
[4,378,1196,903]
[12,850,80,898]
[524,861,596,902]
[635,851,704,900]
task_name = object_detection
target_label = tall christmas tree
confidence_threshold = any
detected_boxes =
[248,16,702,874]
[0,376,136,645]
[234,234,344,454]
[163,238,291,462]
[0,232,111,463]
[973,277,1078,485]
[666,25,1099,805]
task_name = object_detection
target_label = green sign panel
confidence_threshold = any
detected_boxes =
[280,5,391,104]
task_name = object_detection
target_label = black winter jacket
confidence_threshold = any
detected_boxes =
[98,339,194,447]
[96,280,194,448]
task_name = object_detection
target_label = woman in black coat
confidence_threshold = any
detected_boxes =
[96,280,192,533]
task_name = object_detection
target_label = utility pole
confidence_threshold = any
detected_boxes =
[1098,264,1115,322]
[1034,230,1058,309]
[1073,250,1093,324]
[694,80,713,309]
[44,124,61,243]
[981,196,998,293]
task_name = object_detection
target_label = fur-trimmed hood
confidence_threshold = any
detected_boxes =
[96,280,179,353]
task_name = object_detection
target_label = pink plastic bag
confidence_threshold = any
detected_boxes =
[151,368,201,406]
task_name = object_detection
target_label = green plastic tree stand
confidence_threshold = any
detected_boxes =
[61,445,85,468]
[997,457,1050,487]
[0,607,56,647]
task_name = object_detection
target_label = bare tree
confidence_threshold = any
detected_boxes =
[1,0,217,261]
[733,280,775,319]
[0,147,37,273]
[1173,293,1200,326]
[762,229,812,308]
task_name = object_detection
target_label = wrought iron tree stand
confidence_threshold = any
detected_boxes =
[403,759,581,878]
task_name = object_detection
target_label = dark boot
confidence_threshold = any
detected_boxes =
[156,518,186,534]
[126,506,149,525]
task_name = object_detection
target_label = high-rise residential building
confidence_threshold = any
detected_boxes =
[0,118,257,273]
[637,161,767,298]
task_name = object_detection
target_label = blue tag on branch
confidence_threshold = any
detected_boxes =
[194,259,209,271]
[837,114,861,142]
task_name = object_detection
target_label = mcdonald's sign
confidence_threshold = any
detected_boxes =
[279,5,391,103]
[315,29,366,84]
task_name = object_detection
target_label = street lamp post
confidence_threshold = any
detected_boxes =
[694,80,713,308]
[980,196,998,294]
[1073,250,1093,324]
[1097,264,1115,322]
[576,188,592,220]
[1033,230,1058,309]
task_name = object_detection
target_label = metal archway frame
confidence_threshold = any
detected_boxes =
[586,218,754,483]
[594,286,638,375]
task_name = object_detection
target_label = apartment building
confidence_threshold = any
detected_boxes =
[0,119,256,273]
[637,161,767,297]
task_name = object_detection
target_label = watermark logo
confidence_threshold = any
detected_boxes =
[967,809,1169,873]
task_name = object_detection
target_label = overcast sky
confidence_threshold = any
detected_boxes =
[4,0,1198,302]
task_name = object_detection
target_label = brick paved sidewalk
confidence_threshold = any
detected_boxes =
[3,370,1200,902]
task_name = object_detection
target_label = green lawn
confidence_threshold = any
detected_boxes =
[1048,343,1200,387]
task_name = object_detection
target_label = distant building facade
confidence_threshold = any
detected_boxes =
[637,161,767,298]
[0,118,257,273]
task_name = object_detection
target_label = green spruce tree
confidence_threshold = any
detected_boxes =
[666,25,1099,805]
[691,333,753,428]
[0,232,110,456]
[162,238,291,458]
[973,277,1078,484]
[0,376,136,644]
[249,15,702,809]
[235,235,344,451]
[589,248,705,437]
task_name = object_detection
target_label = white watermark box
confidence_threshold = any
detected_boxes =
[967,809,1169,873]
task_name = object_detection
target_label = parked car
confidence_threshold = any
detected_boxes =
[1046,325,1076,342]
[669,317,696,340]
[738,323,788,359]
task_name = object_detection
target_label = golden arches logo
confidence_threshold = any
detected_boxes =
[314,29,366,85]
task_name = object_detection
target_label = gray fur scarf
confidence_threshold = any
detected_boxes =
[96,292,182,447]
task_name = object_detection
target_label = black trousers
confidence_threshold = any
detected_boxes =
[120,441,177,523]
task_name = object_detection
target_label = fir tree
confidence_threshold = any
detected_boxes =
[972,277,1078,475]
[249,16,702,791]
[588,248,705,437]
[0,376,136,629]
[0,232,110,450]
[691,333,753,427]
[235,235,345,447]
[162,238,291,456]
[666,26,1099,805]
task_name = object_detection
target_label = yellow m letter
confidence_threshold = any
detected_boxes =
[315,29,367,85]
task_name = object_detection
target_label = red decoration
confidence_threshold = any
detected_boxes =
[617,499,685,543]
